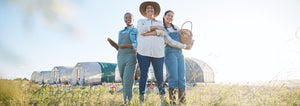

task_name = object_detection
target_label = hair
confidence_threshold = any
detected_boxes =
[163,10,177,31]
[124,12,133,20]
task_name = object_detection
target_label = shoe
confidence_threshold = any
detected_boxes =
[139,95,144,103]
[168,88,176,105]
[178,88,186,104]
[160,95,166,106]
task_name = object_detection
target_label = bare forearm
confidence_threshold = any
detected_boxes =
[142,31,157,36]
[119,44,133,49]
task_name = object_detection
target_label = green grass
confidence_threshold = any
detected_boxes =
[0,79,299,105]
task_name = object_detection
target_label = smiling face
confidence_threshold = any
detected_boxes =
[163,11,174,25]
[124,13,133,27]
[145,5,155,17]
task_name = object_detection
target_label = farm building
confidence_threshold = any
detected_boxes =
[133,57,214,84]
[185,58,214,83]
[50,66,73,84]
[30,71,40,83]
[38,71,52,84]
[71,62,117,85]
[114,66,122,82]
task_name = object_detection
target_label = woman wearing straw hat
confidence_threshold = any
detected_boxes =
[137,1,191,104]
[137,1,167,104]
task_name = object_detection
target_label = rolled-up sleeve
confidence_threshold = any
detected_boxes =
[156,30,164,37]
[130,28,138,49]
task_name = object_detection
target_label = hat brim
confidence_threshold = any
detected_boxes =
[139,1,160,17]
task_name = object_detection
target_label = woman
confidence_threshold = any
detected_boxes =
[117,12,137,104]
[137,1,166,103]
[143,10,192,105]
[163,10,192,105]
[137,1,192,104]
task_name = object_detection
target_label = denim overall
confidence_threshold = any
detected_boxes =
[165,28,186,89]
[117,27,137,103]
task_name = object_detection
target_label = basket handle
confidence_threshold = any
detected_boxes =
[181,21,192,31]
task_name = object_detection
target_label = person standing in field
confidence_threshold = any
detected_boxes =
[163,10,193,105]
[136,1,166,104]
[137,1,193,104]
[142,10,193,105]
[115,12,137,104]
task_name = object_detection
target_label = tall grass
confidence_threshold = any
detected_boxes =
[0,79,25,105]
[0,79,299,105]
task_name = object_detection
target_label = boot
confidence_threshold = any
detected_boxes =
[139,95,144,103]
[160,95,166,106]
[178,88,186,104]
[168,88,176,105]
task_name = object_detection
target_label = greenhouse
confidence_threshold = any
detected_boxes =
[50,66,73,84]
[71,62,117,85]
[185,58,214,83]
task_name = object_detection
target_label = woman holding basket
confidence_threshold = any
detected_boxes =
[139,9,193,105]
[163,10,193,105]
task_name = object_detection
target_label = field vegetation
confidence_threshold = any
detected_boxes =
[0,79,299,105]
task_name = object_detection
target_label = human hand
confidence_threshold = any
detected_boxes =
[185,44,192,50]
[185,40,194,50]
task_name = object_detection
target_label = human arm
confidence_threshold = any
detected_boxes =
[137,19,165,36]
[142,31,157,36]
[164,33,186,49]
[119,44,133,49]
[164,32,193,50]
[130,28,137,49]
[152,20,165,36]
[185,41,194,50]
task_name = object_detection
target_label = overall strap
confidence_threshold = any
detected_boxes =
[128,26,135,33]
[164,27,169,32]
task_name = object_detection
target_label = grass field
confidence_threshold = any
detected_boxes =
[0,79,299,105]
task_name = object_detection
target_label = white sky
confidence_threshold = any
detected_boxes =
[0,0,299,82]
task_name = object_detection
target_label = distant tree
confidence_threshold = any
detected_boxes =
[23,78,29,81]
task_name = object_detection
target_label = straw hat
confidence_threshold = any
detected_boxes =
[139,1,160,17]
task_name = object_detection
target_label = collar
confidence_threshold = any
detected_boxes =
[146,18,157,22]
[124,25,133,30]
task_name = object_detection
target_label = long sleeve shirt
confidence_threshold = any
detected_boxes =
[164,25,186,49]
[119,26,137,49]
[137,18,165,58]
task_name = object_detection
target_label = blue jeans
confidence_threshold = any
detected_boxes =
[137,53,165,95]
[165,47,186,88]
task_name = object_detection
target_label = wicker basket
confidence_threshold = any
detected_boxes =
[179,21,193,44]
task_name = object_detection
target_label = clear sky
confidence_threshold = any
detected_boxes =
[0,0,299,82]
